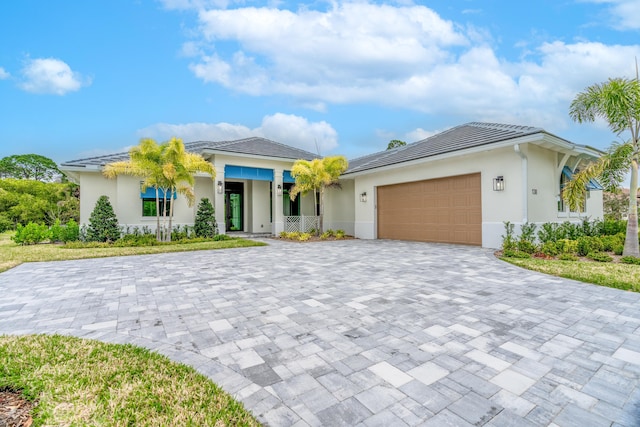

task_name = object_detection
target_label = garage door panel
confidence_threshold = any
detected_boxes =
[377,173,482,246]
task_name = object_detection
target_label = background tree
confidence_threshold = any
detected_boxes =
[565,75,639,257]
[194,198,218,238]
[290,155,348,235]
[387,139,407,150]
[0,178,79,231]
[103,137,215,242]
[86,195,120,242]
[0,154,61,181]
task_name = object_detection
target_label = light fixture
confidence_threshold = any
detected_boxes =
[217,181,223,194]
[276,184,283,196]
[359,191,367,202]
[493,176,504,191]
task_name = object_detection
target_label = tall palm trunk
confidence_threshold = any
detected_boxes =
[155,187,161,241]
[624,157,639,256]
[167,187,175,242]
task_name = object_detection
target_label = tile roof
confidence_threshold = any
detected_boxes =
[345,122,544,175]
[60,137,318,168]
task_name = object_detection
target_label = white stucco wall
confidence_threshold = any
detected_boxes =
[348,142,603,249]
[323,179,355,235]
[79,171,117,227]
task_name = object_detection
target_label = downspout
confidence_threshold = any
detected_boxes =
[514,144,528,223]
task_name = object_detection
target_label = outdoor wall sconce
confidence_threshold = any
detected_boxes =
[359,191,367,202]
[276,184,283,196]
[493,176,505,191]
[217,181,223,194]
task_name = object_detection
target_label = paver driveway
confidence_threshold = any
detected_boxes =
[1,239,639,426]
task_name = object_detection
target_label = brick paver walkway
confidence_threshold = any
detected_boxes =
[1,239,639,426]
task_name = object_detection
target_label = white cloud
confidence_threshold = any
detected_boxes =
[137,113,338,154]
[0,67,9,79]
[176,2,640,131]
[405,128,443,142]
[581,0,640,30]
[20,58,90,95]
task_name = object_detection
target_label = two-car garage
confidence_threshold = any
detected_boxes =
[376,173,482,246]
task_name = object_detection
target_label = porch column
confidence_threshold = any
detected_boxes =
[273,169,284,235]
[215,162,226,234]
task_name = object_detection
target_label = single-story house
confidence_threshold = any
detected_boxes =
[60,122,603,248]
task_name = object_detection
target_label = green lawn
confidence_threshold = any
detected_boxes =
[0,334,261,426]
[501,256,640,292]
[0,231,266,273]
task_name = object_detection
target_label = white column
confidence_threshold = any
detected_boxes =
[215,162,226,234]
[273,169,284,235]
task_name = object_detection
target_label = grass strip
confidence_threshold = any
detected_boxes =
[0,232,266,273]
[0,334,261,427]
[502,257,640,292]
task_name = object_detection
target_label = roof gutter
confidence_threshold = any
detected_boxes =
[514,144,528,223]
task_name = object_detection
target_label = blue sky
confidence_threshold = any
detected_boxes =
[0,0,639,165]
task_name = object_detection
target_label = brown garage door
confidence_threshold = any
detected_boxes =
[377,173,482,245]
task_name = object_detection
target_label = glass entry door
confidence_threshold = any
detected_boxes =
[225,182,243,231]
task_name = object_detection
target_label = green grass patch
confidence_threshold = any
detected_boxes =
[0,231,266,273]
[502,257,640,292]
[0,334,260,426]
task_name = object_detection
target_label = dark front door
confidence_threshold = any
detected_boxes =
[225,182,243,231]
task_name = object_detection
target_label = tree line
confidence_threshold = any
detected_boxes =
[0,154,79,232]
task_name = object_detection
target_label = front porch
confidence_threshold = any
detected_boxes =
[212,164,318,235]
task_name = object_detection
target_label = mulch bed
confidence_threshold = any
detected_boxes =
[0,390,35,427]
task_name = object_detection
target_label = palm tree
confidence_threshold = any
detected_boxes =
[103,138,167,241]
[103,137,215,242]
[160,137,215,241]
[290,155,348,235]
[565,76,640,257]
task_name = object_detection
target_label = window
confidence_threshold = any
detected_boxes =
[142,198,171,217]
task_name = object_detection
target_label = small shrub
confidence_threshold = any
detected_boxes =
[335,229,346,239]
[171,225,192,241]
[600,219,627,236]
[86,196,120,242]
[557,239,578,255]
[62,241,111,249]
[114,234,159,247]
[517,240,537,254]
[600,235,621,252]
[621,256,640,265]
[298,232,312,241]
[12,222,51,245]
[502,249,531,259]
[0,214,13,232]
[576,236,603,256]
[613,244,624,256]
[49,219,64,242]
[502,221,516,251]
[558,253,578,261]
[588,252,613,263]
[62,219,80,242]
[194,198,218,238]
[558,221,581,240]
[537,222,559,243]
[213,234,232,241]
[540,241,560,257]
[320,229,335,240]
